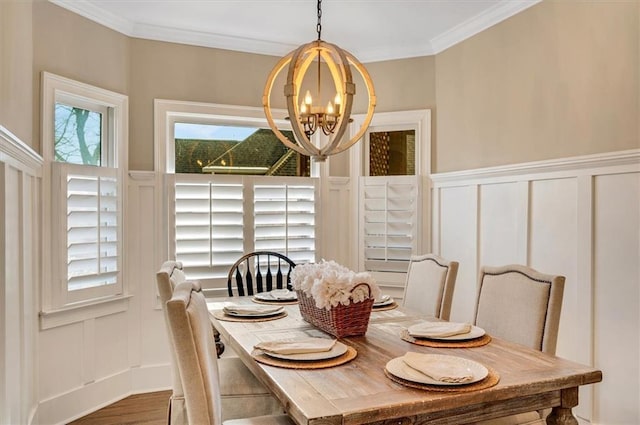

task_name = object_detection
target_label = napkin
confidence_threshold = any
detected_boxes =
[254,337,336,355]
[270,289,297,300]
[407,321,472,338]
[223,305,283,316]
[374,295,391,304]
[402,352,474,383]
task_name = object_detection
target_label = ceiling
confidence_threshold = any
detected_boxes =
[50,0,540,63]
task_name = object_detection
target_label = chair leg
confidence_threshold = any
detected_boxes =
[213,326,225,357]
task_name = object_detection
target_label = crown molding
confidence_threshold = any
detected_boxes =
[49,0,541,61]
[131,22,298,57]
[49,0,135,36]
[430,0,542,54]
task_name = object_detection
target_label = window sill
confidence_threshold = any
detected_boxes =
[39,295,132,330]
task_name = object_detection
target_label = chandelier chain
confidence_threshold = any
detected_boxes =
[316,0,322,40]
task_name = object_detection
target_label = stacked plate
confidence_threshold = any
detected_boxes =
[253,289,298,302]
[386,353,488,386]
[407,321,485,341]
[255,337,348,361]
[223,305,284,318]
[373,294,394,308]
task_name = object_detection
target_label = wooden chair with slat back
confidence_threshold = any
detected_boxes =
[227,251,296,296]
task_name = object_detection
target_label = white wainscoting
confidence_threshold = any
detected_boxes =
[0,126,42,425]
[35,171,171,425]
[431,149,640,425]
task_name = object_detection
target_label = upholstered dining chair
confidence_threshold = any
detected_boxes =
[156,261,283,424]
[467,264,566,425]
[401,254,459,320]
[165,280,294,425]
[227,251,296,296]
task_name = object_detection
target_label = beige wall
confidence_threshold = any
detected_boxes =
[435,0,640,173]
[0,0,33,146]
[32,0,129,155]
[129,41,434,171]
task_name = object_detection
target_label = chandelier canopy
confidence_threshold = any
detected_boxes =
[263,0,376,161]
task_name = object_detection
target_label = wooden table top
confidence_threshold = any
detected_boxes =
[208,298,602,425]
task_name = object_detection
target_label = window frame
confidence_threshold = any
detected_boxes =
[349,110,431,294]
[41,72,128,314]
[154,100,321,295]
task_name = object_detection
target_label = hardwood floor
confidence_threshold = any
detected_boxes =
[67,391,170,425]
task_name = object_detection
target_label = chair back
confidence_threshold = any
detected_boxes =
[227,251,296,296]
[474,264,565,354]
[157,261,199,424]
[402,254,458,320]
[166,281,223,425]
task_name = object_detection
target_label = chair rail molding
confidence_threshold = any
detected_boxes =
[430,148,640,425]
[0,125,43,172]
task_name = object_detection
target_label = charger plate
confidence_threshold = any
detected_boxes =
[384,364,500,392]
[252,346,357,369]
[400,329,492,348]
[212,310,287,322]
[372,301,398,312]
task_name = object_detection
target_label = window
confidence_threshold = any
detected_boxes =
[155,101,318,296]
[350,110,431,293]
[173,123,309,176]
[42,72,128,310]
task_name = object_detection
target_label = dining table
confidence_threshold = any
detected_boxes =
[208,295,602,425]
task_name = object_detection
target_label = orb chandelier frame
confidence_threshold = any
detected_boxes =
[263,0,376,161]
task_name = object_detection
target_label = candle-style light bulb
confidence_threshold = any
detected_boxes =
[327,101,334,115]
[300,102,307,114]
[304,90,313,107]
[334,93,341,115]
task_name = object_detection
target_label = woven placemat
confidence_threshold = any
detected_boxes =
[384,366,500,392]
[251,297,299,306]
[400,329,492,348]
[212,310,288,322]
[251,346,357,369]
[372,301,398,312]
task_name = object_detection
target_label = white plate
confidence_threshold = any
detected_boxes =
[373,298,394,307]
[254,290,298,302]
[409,325,486,341]
[263,341,348,361]
[386,355,488,386]
[224,307,284,318]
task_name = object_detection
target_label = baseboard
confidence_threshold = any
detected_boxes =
[35,363,172,425]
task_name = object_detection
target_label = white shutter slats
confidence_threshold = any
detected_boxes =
[254,181,316,264]
[174,176,244,287]
[172,175,317,291]
[57,165,122,297]
[362,176,418,273]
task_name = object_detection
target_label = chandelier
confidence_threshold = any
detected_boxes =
[263,0,376,161]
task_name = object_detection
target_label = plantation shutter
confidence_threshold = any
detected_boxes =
[171,175,317,292]
[173,174,244,289]
[361,175,419,273]
[253,180,316,264]
[54,163,123,302]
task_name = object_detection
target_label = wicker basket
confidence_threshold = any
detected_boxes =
[296,283,375,338]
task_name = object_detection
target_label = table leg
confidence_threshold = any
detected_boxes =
[546,387,579,425]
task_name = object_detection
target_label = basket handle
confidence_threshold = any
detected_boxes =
[351,282,372,298]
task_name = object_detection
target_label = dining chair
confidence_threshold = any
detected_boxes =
[467,264,565,425]
[165,280,294,425]
[156,261,284,424]
[227,251,296,296]
[401,254,459,320]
